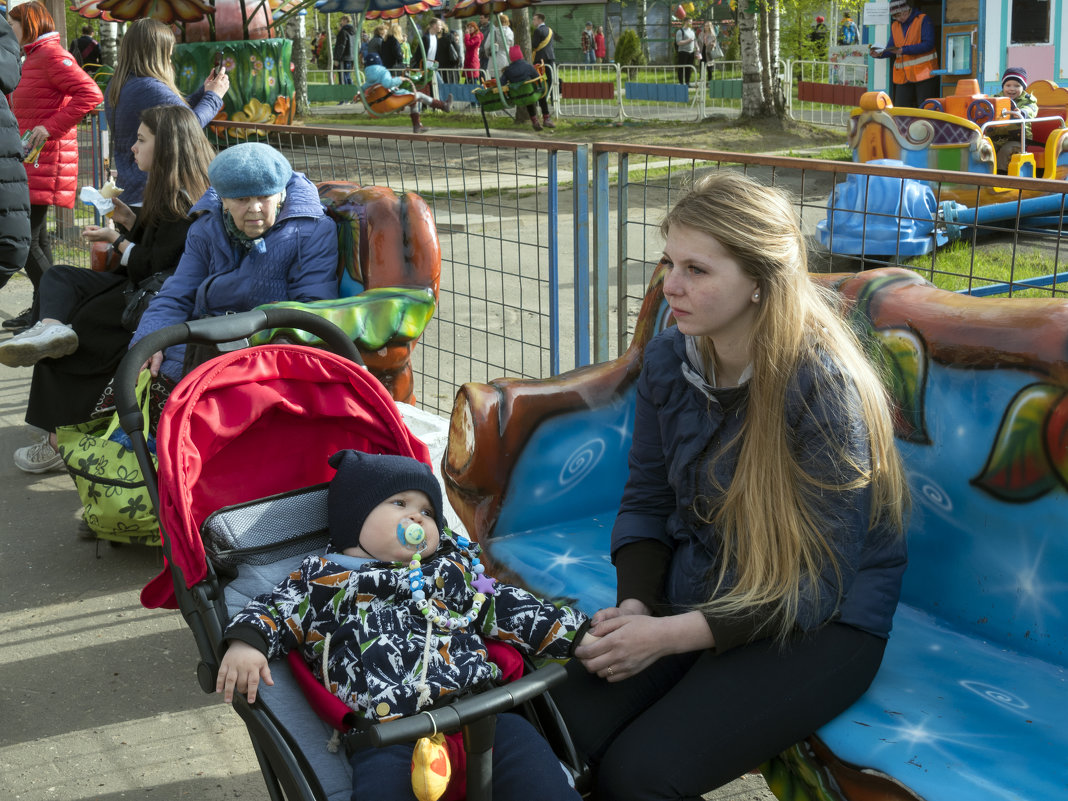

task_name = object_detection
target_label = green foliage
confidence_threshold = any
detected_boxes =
[615,28,646,67]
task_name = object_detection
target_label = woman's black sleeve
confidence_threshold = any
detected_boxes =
[613,539,672,612]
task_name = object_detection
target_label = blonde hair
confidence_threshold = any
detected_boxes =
[108,19,180,108]
[389,21,405,42]
[498,14,511,26]
[660,171,909,641]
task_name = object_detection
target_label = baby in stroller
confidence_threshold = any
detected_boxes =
[217,449,593,801]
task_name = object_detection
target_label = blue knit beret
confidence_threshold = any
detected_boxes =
[208,143,293,198]
[327,450,444,554]
[363,51,382,66]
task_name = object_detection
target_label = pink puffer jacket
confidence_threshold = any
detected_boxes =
[9,32,102,208]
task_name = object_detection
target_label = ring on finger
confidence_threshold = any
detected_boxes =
[607,666,614,676]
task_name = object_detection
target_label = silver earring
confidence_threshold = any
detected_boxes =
[752,290,760,302]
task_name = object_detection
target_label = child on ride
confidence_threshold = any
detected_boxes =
[217,450,591,801]
[360,51,452,134]
[992,66,1038,172]
[499,45,546,132]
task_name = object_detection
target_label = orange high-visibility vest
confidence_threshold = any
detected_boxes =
[891,13,937,84]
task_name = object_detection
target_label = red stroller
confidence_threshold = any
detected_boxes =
[115,309,584,801]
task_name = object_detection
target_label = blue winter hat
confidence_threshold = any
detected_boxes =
[208,143,292,199]
[363,51,382,66]
[327,450,444,554]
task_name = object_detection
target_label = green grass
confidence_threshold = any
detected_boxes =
[903,239,1068,297]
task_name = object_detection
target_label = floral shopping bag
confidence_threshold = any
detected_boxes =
[56,370,160,546]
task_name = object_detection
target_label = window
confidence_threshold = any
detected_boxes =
[1011,0,1050,44]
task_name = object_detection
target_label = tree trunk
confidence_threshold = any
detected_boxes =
[759,5,772,111]
[100,21,119,69]
[510,8,533,122]
[636,0,648,62]
[767,0,786,116]
[512,8,531,57]
[287,15,309,117]
[738,8,765,117]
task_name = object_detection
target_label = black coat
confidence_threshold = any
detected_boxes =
[436,32,462,70]
[381,35,404,69]
[531,23,555,64]
[26,213,193,431]
[0,16,30,280]
[333,24,356,63]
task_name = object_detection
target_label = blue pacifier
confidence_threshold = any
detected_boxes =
[397,518,426,549]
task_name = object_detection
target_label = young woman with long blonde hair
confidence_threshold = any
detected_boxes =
[105,18,228,206]
[558,171,910,799]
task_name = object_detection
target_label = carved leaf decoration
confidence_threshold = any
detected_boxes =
[250,287,437,351]
[972,383,1066,502]
[873,328,929,444]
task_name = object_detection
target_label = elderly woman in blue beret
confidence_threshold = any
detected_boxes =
[131,142,339,381]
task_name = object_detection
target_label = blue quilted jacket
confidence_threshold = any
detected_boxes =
[225,534,588,722]
[613,327,908,651]
[131,170,339,380]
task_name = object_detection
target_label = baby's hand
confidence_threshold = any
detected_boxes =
[216,640,273,703]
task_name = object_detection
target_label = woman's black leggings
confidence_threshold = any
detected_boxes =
[26,204,53,320]
[26,204,53,291]
[551,622,886,801]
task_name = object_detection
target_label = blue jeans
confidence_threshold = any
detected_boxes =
[340,61,354,85]
[584,50,596,64]
[349,712,579,801]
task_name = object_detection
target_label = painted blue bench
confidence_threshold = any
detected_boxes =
[442,265,1068,801]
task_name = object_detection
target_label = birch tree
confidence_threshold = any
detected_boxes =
[739,0,787,119]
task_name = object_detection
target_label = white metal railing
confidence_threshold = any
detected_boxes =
[303,59,865,127]
[554,62,623,123]
[789,58,868,128]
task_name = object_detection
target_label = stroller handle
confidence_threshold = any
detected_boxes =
[366,662,568,748]
[115,308,364,436]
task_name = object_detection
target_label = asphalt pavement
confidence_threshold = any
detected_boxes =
[0,272,774,800]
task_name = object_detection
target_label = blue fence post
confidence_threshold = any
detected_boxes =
[573,145,591,369]
[616,152,630,354]
[549,148,560,376]
[592,147,610,363]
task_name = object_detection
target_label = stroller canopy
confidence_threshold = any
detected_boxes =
[142,344,431,609]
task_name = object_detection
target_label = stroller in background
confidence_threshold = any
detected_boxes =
[116,309,584,801]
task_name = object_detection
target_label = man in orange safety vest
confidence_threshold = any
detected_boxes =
[869,0,939,108]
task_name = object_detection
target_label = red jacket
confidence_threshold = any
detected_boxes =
[10,33,102,208]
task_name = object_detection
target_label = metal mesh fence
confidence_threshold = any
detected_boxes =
[215,122,589,416]
[593,146,1068,358]
[55,118,1067,417]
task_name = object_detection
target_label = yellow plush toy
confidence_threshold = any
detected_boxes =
[411,733,452,801]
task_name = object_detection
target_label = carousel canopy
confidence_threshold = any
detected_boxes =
[445,0,536,18]
[72,0,215,23]
[314,0,442,18]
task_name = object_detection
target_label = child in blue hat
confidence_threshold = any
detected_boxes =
[361,51,452,133]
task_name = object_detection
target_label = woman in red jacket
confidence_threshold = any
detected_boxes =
[463,22,482,83]
[6,1,103,329]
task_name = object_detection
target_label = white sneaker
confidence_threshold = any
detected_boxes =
[14,436,66,474]
[0,321,79,367]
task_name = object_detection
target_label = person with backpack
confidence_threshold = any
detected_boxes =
[69,24,100,74]
[838,14,860,46]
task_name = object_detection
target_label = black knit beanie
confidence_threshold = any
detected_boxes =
[327,449,444,554]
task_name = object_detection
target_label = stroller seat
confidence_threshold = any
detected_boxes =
[120,311,582,801]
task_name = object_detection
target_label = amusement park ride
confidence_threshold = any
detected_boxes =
[820,77,1068,258]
